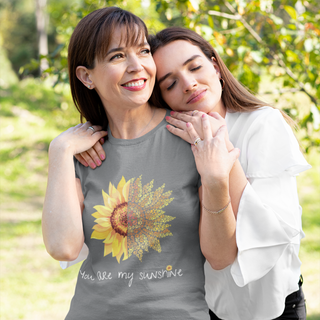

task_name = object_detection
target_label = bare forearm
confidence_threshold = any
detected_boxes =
[42,143,84,261]
[199,183,237,269]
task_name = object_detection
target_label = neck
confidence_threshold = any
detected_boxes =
[107,104,158,140]
[210,100,226,118]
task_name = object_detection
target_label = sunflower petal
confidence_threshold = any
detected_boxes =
[91,229,112,240]
[107,197,118,207]
[94,205,113,217]
[102,190,111,206]
[122,180,131,202]
[103,229,116,244]
[92,224,109,232]
[117,176,126,195]
[104,243,113,256]
[92,211,103,219]
[122,237,128,260]
[94,218,111,228]
[109,183,121,203]
[112,233,122,257]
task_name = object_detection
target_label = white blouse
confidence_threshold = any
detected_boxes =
[61,106,311,320]
[205,106,311,320]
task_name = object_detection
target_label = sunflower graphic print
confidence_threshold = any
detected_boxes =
[91,176,175,263]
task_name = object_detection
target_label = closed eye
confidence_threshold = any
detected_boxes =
[167,81,176,90]
[191,65,202,71]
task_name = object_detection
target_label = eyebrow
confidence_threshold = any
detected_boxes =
[106,42,149,56]
[158,54,202,85]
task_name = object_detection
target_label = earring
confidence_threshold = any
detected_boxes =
[219,78,225,90]
[87,85,91,89]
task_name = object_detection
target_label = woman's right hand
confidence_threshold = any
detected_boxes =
[50,122,108,160]
[166,111,232,149]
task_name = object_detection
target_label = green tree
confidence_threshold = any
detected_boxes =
[18,0,320,150]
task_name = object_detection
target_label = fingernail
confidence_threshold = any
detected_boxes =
[170,111,175,116]
[202,114,207,118]
[90,162,96,169]
[83,161,89,167]
[165,116,170,121]
[100,138,104,143]
[166,125,171,129]
[100,154,105,160]
[96,159,102,166]
[186,122,190,127]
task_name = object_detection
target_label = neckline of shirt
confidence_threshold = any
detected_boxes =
[107,109,170,146]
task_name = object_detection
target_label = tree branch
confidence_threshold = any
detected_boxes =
[258,88,301,95]
[219,0,319,106]
[208,10,240,20]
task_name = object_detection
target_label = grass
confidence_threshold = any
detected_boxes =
[297,149,320,318]
[0,79,319,319]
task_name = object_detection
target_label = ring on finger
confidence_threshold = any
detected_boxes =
[194,137,202,146]
[191,110,199,116]
[88,126,95,133]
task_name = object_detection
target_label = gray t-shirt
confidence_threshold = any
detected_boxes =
[66,110,209,320]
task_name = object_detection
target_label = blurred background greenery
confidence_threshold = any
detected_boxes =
[0,0,319,319]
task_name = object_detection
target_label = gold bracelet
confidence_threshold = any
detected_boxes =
[202,199,231,215]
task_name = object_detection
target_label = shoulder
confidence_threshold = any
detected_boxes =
[226,106,291,142]
[226,106,279,129]
[229,108,310,178]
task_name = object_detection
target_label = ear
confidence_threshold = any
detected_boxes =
[76,66,95,89]
[211,57,221,76]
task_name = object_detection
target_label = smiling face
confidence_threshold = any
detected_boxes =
[153,40,225,115]
[80,27,156,113]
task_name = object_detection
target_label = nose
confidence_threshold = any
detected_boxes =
[182,75,197,93]
[127,55,144,73]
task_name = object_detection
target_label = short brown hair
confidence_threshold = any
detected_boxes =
[68,7,148,127]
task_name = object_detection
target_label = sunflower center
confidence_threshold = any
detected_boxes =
[111,202,128,236]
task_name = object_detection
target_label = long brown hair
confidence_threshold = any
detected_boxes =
[68,7,149,128]
[148,27,293,124]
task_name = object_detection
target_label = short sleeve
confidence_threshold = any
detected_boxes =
[244,109,311,178]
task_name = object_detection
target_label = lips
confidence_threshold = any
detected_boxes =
[121,78,147,92]
[186,89,207,104]
[122,79,145,87]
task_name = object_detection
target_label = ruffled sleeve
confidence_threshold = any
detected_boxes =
[229,108,310,287]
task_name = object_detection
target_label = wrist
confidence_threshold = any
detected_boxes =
[49,138,75,157]
[202,178,229,193]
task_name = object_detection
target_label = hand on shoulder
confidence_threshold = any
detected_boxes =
[49,122,108,158]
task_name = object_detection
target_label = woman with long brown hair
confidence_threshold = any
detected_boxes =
[75,26,310,320]
[149,27,309,320]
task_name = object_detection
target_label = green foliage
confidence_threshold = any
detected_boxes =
[0,40,19,86]
[0,79,78,206]
[0,0,38,76]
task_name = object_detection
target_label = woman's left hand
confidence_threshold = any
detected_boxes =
[187,114,240,189]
